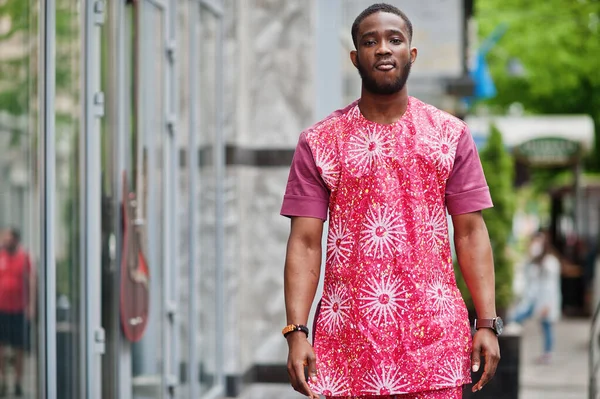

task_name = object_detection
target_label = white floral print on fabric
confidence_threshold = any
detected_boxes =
[305,98,475,396]
[314,146,339,188]
[363,365,410,395]
[320,284,352,334]
[360,204,406,259]
[359,275,409,326]
[426,274,457,317]
[346,126,394,175]
[327,218,353,265]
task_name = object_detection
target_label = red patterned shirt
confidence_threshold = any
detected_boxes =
[281,97,492,396]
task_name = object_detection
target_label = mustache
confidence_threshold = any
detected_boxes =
[355,56,413,95]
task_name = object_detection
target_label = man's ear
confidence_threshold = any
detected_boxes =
[410,47,418,64]
[350,50,359,69]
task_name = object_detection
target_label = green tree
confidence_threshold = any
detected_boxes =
[475,0,600,170]
[456,124,516,312]
[0,0,81,297]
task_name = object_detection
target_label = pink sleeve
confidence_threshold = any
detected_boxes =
[280,132,330,221]
[445,127,493,215]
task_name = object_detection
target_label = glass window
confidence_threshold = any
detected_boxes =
[131,1,168,398]
[54,0,84,397]
[0,0,42,397]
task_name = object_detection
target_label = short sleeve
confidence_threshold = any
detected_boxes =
[280,132,330,221]
[445,127,493,215]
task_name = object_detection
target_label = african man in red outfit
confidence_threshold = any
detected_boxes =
[281,4,501,399]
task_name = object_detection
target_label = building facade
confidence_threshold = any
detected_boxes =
[0,1,470,398]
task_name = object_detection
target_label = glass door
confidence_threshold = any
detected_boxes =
[131,0,179,398]
[0,0,43,397]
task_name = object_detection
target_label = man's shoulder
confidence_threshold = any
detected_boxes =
[12,248,31,264]
[410,96,467,131]
[301,100,358,140]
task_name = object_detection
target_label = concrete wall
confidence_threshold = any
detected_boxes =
[224,0,317,378]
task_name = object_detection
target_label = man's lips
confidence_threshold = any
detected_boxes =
[375,61,396,71]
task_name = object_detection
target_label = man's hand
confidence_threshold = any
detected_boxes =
[286,333,319,399]
[471,328,500,392]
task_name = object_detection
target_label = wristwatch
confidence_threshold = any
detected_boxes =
[474,317,504,336]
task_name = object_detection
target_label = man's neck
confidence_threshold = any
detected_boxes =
[358,88,409,125]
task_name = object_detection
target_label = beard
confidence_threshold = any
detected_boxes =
[356,55,412,95]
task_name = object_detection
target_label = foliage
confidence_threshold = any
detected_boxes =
[0,1,33,122]
[0,0,78,146]
[0,0,81,299]
[456,124,516,311]
[474,0,600,170]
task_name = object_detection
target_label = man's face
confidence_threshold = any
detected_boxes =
[351,12,416,95]
[1,231,16,252]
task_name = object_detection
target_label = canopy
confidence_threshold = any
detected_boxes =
[465,114,595,152]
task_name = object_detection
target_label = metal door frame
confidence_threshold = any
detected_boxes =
[39,0,57,397]
[80,1,106,399]
[39,1,107,399]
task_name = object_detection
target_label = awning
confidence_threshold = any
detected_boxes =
[465,114,595,152]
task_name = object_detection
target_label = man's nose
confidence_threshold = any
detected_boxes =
[376,42,392,55]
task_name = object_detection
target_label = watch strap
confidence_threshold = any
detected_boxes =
[282,324,309,338]
[474,318,496,330]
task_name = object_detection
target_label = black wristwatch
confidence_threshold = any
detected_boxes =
[474,317,503,336]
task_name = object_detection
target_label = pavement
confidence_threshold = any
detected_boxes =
[519,316,589,399]
[237,316,591,399]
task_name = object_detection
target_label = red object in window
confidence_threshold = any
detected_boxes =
[120,171,150,343]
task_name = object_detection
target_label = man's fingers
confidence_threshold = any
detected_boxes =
[307,354,318,384]
[472,349,500,392]
[294,361,314,398]
[287,362,299,392]
[472,366,490,392]
[471,344,481,373]
[470,341,482,393]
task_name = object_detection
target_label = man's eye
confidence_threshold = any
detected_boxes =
[364,40,376,46]
[390,38,402,44]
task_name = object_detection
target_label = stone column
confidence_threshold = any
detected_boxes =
[222,0,317,395]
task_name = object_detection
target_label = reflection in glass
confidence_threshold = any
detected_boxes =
[54,0,83,398]
[0,0,40,397]
[131,2,166,398]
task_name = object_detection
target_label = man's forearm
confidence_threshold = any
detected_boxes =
[284,239,321,325]
[455,221,497,319]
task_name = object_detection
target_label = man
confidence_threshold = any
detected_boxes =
[280,3,501,399]
[0,228,35,397]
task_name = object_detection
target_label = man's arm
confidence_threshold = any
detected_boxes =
[452,211,500,393]
[284,216,323,399]
[27,256,36,320]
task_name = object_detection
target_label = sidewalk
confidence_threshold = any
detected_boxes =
[519,316,589,399]
[237,317,591,399]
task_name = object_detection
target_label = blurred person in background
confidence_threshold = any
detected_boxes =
[0,228,35,397]
[281,3,500,399]
[508,230,561,364]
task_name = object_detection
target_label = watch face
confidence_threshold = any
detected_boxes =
[494,317,504,335]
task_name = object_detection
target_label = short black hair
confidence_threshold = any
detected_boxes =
[7,227,20,243]
[351,3,413,49]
